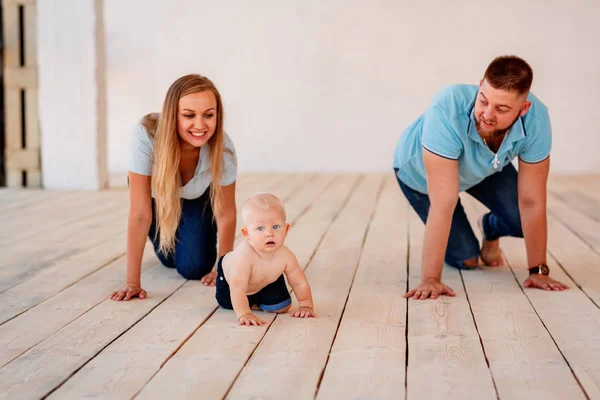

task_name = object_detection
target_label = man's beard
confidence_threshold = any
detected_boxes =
[475,114,520,141]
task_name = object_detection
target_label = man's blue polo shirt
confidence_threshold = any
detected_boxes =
[393,84,552,194]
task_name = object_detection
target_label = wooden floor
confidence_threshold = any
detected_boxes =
[0,173,599,400]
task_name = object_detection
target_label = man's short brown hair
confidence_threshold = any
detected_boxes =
[483,55,533,95]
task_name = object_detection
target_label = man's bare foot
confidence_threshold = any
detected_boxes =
[477,215,504,267]
[462,257,480,269]
[200,270,217,286]
[480,239,504,266]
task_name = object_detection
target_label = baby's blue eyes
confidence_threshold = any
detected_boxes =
[257,225,280,231]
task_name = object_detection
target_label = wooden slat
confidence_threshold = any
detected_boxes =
[547,195,600,253]
[544,214,600,306]
[461,195,586,399]
[2,1,39,187]
[24,3,37,67]
[0,188,75,207]
[0,194,124,267]
[135,175,360,399]
[1,4,20,68]
[3,0,36,6]
[406,211,497,400]
[225,175,383,400]
[548,177,600,222]
[502,237,600,398]
[316,175,408,399]
[4,67,37,87]
[3,87,22,150]
[0,242,157,368]
[0,191,125,245]
[47,281,218,400]
[0,230,127,324]
[0,265,186,400]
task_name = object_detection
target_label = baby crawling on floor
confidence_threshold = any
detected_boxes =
[215,192,317,326]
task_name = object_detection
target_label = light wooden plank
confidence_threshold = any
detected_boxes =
[0,190,78,212]
[3,0,37,7]
[545,213,600,306]
[502,238,600,398]
[24,3,37,68]
[548,177,600,222]
[0,266,186,400]
[547,194,600,254]
[0,198,128,292]
[1,4,20,68]
[407,211,497,400]
[48,174,340,399]
[4,87,22,152]
[0,202,126,268]
[224,175,383,400]
[47,281,217,400]
[0,242,157,368]
[0,191,125,245]
[316,175,408,399]
[135,174,361,400]
[460,195,586,399]
[25,88,40,154]
[6,171,22,187]
[0,230,127,324]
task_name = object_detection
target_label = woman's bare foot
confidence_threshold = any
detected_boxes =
[200,270,217,286]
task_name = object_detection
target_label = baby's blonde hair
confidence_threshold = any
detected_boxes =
[242,193,286,225]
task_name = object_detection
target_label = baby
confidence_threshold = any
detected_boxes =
[215,192,317,326]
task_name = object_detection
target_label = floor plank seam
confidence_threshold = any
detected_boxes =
[220,313,282,400]
[544,248,600,310]
[504,252,593,400]
[131,304,221,400]
[548,191,600,224]
[0,266,161,370]
[5,201,126,247]
[0,250,127,328]
[299,175,362,277]
[39,276,188,400]
[313,175,385,399]
[459,270,501,400]
[547,206,600,256]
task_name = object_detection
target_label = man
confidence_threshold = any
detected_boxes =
[393,55,568,300]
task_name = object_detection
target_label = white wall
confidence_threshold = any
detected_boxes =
[38,0,107,189]
[105,1,600,175]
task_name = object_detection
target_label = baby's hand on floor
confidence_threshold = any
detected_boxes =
[291,307,317,318]
[238,313,267,326]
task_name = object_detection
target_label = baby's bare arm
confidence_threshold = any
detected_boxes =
[227,255,256,320]
[284,252,315,311]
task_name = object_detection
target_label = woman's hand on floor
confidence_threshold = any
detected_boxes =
[110,283,147,301]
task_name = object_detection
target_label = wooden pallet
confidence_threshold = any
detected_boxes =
[2,0,39,187]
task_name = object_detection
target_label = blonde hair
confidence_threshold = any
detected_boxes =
[141,74,226,255]
[242,193,286,225]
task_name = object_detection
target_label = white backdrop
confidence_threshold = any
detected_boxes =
[40,0,600,188]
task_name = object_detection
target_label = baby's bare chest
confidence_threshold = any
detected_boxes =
[247,260,286,293]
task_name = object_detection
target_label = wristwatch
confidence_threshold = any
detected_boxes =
[528,263,550,275]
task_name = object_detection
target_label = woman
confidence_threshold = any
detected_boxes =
[111,74,237,301]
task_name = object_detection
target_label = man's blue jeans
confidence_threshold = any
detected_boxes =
[395,163,524,269]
